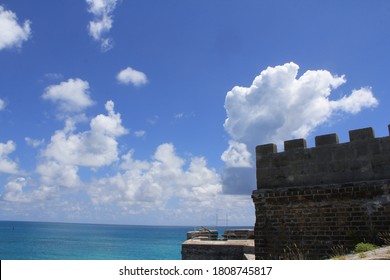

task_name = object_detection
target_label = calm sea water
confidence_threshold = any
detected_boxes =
[0,221,193,260]
[0,221,251,260]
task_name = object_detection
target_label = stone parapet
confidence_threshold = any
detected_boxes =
[256,125,390,189]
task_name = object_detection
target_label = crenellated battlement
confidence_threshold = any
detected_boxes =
[255,125,390,189]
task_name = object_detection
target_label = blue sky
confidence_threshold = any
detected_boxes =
[0,0,388,226]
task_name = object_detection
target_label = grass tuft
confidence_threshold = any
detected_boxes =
[330,244,349,259]
[353,242,377,253]
[377,232,390,245]
[280,243,308,260]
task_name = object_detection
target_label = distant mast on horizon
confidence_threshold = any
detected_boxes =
[215,211,228,228]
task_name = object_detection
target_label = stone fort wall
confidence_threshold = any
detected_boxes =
[252,125,390,259]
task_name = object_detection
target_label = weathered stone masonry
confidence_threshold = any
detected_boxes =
[252,125,390,259]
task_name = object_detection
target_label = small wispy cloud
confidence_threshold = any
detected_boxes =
[86,0,118,52]
[117,67,148,87]
[0,5,31,50]
[0,98,5,111]
[44,73,64,80]
[25,137,45,148]
[173,112,195,121]
[147,115,159,125]
[174,113,184,119]
[134,130,146,138]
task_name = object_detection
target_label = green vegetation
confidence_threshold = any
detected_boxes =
[331,237,390,259]
[353,242,377,253]
[276,234,390,259]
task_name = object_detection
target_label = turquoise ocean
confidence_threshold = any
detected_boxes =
[0,221,251,260]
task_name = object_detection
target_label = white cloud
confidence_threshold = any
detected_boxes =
[89,143,222,211]
[117,67,148,87]
[3,177,58,203]
[88,144,254,225]
[43,100,128,167]
[89,14,112,41]
[90,100,128,137]
[0,140,19,174]
[0,98,5,110]
[3,177,30,202]
[222,62,378,194]
[0,5,31,50]
[221,140,252,168]
[37,161,82,189]
[42,78,94,114]
[224,62,378,147]
[86,0,117,15]
[86,0,118,52]
[330,87,378,114]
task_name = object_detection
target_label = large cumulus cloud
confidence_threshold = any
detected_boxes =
[222,62,378,194]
